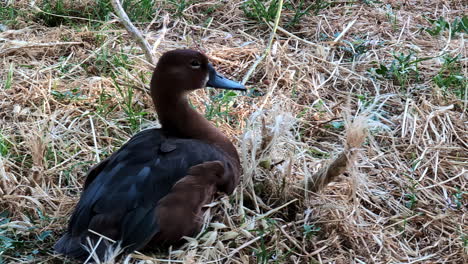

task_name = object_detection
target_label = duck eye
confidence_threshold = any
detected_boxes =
[190,60,201,69]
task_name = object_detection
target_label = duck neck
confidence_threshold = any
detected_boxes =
[153,93,240,164]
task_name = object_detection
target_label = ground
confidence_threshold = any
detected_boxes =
[0,0,466,263]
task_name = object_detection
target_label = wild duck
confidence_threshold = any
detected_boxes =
[54,49,245,260]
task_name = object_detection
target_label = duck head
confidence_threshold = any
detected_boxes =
[150,49,245,99]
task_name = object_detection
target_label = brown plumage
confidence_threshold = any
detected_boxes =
[54,49,245,261]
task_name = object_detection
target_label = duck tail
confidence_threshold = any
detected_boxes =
[54,232,89,260]
[305,116,368,192]
[55,232,122,262]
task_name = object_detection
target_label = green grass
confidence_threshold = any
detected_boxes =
[51,88,84,101]
[242,0,282,24]
[61,160,95,189]
[251,219,276,263]
[0,133,10,157]
[96,88,119,117]
[433,55,466,99]
[384,4,399,31]
[93,47,115,75]
[450,188,466,210]
[340,38,370,60]
[205,90,238,122]
[121,0,157,22]
[424,15,467,37]
[360,0,382,5]
[404,192,418,210]
[242,0,329,27]
[0,211,16,261]
[404,176,419,210]
[303,223,321,239]
[35,0,158,27]
[166,0,194,17]
[112,74,148,132]
[307,148,330,159]
[0,5,19,27]
[340,37,383,61]
[83,47,147,131]
[325,120,345,130]
[460,228,467,249]
[0,210,55,263]
[3,63,14,90]
[250,218,294,263]
[35,0,84,27]
[85,46,135,76]
[57,56,75,73]
[370,52,432,88]
[372,52,465,98]
[286,0,329,27]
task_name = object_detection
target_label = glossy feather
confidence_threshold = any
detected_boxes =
[55,128,236,258]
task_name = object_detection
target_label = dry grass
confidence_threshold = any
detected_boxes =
[0,0,466,263]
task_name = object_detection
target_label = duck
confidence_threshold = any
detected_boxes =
[54,49,245,261]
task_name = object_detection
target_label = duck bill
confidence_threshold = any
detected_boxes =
[206,64,246,91]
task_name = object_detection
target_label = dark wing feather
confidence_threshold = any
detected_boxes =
[83,156,111,190]
[57,128,231,259]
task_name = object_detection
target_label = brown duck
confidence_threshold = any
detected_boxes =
[54,49,245,260]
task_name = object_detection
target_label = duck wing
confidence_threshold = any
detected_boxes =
[55,128,232,259]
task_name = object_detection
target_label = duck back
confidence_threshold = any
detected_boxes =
[55,128,236,260]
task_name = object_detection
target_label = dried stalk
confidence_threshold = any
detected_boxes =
[242,0,284,84]
[304,116,368,192]
[110,0,155,65]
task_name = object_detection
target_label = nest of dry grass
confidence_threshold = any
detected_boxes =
[0,0,466,263]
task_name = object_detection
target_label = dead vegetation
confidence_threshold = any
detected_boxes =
[0,0,466,263]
